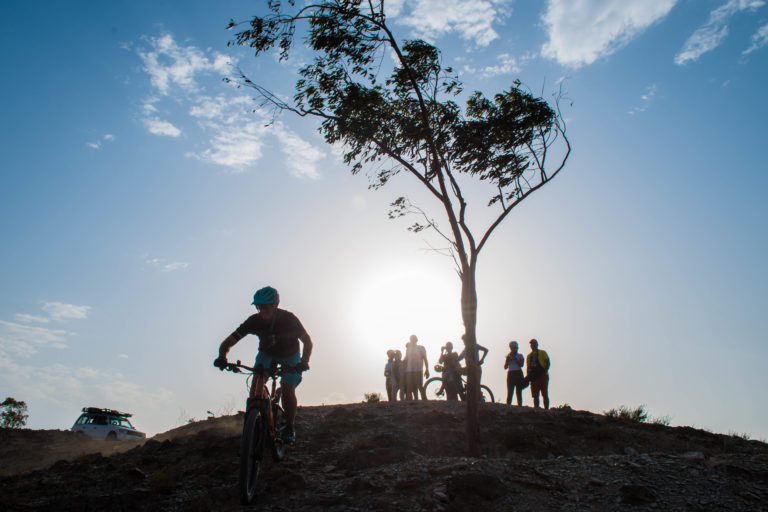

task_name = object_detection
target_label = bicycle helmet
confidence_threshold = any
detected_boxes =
[251,286,279,306]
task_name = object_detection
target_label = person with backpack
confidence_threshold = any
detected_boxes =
[526,338,551,409]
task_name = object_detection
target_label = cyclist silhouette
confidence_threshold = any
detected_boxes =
[214,286,313,442]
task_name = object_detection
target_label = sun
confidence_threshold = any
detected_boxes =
[349,261,464,359]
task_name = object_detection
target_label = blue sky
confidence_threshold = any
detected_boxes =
[1,0,767,439]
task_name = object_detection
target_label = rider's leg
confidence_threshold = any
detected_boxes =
[281,384,298,426]
[506,371,512,405]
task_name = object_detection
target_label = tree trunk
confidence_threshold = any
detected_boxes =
[460,267,480,456]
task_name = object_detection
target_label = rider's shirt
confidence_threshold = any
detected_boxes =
[234,308,306,358]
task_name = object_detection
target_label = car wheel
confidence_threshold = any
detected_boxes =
[106,431,118,441]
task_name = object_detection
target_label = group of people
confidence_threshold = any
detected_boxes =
[384,335,552,409]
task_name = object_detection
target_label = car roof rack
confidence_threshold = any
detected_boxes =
[82,406,132,417]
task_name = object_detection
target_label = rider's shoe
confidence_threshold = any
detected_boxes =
[283,426,295,443]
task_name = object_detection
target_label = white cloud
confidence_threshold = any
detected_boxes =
[542,0,678,68]
[628,84,658,115]
[135,32,325,176]
[144,117,182,137]
[743,21,768,54]
[273,123,324,179]
[480,53,521,77]
[86,133,115,150]
[0,320,70,357]
[675,0,766,65]
[15,313,50,324]
[162,262,189,272]
[145,256,189,272]
[137,33,234,96]
[0,356,173,415]
[390,0,512,47]
[42,302,91,321]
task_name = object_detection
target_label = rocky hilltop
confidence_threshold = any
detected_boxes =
[2,401,767,511]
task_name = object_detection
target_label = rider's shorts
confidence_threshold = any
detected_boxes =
[254,351,302,388]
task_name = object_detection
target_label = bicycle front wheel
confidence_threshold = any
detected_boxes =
[423,377,445,400]
[240,407,265,505]
[480,385,495,403]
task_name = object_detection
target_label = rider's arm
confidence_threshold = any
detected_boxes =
[422,346,429,378]
[298,331,313,364]
[218,332,246,358]
[479,345,488,364]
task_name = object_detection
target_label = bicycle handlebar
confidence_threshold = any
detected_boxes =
[223,360,298,376]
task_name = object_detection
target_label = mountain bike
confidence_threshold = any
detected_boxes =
[223,360,293,505]
[424,365,495,403]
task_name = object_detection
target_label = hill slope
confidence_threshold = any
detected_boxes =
[2,401,767,511]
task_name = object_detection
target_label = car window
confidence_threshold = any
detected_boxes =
[119,418,134,428]
[75,415,87,425]
[109,417,120,426]
[93,415,108,425]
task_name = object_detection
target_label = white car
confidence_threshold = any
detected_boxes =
[71,407,146,441]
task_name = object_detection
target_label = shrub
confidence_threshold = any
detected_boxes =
[1,397,28,428]
[363,392,381,403]
[604,404,648,423]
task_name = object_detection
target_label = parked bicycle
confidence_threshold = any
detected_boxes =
[223,360,292,504]
[424,364,495,403]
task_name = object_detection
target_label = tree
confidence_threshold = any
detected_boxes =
[228,0,570,454]
[1,397,29,429]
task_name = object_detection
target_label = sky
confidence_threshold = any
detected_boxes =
[1,0,766,440]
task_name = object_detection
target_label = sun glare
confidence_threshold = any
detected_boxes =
[350,262,464,360]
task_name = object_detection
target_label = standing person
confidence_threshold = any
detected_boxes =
[384,350,396,401]
[404,334,429,400]
[438,341,462,401]
[526,338,551,409]
[458,334,489,367]
[214,286,313,442]
[393,349,405,400]
[504,341,525,406]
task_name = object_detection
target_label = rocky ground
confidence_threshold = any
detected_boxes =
[2,401,767,511]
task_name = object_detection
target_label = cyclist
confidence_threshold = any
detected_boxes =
[438,341,461,401]
[214,286,313,442]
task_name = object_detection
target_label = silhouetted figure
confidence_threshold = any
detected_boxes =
[504,341,525,406]
[404,334,429,400]
[393,350,405,400]
[214,286,313,442]
[526,338,551,409]
[438,341,462,401]
[384,350,396,401]
[458,335,489,369]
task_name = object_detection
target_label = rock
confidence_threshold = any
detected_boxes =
[620,484,657,505]
[447,472,506,500]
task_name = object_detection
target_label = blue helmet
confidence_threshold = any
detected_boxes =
[252,286,279,306]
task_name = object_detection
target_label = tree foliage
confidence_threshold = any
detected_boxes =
[1,397,29,429]
[228,0,571,454]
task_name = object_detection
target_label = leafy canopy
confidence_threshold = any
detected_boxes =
[229,0,569,254]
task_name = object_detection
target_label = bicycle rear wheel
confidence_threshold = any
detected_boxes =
[271,404,287,461]
[423,377,445,400]
[480,385,495,403]
[239,407,265,505]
